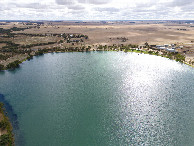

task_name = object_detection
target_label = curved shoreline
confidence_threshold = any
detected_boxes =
[122,49,194,68]
[0,94,24,146]
[0,99,14,145]
[1,49,193,72]
[0,40,194,71]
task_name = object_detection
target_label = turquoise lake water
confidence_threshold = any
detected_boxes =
[0,52,194,146]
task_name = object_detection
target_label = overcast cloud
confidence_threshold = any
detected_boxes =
[0,0,194,20]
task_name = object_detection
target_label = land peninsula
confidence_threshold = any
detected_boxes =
[0,20,194,70]
[0,103,14,145]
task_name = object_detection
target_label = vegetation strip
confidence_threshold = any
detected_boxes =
[0,103,14,146]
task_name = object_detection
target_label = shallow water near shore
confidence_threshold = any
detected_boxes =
[0,52,194,146]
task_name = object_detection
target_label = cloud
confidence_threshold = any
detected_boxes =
[78,0,112,4]
[55,0,76,5]
[170,0,194,7]
[56,0,112,5]
[94,7,119,13]
[68,5,85,10]
[15,3,48,9]
[0,0,194,20]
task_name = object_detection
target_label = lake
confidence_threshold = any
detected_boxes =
[0,52,194,146]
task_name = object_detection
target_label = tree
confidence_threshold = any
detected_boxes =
[0,64,4,70]
[0,134,12,145]
[85,35,88,39]
[0,120,8,129]
[88,46,91,50]
[59,40,63,43]
[6,60,21,69]
[175,54,185,62]
[145,42,149,47]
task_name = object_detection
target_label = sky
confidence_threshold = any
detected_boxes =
[0,0,194,20]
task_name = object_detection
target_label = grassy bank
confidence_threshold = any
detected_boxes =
[0,103,14,146]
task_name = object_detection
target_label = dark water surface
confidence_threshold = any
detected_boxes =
[0,52,194,146]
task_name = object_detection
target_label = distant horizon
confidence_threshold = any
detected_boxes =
[1,0,194,20]
[1,20,194,22]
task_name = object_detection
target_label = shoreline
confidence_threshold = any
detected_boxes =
[0,102,14,145]
[122,49,194,68]
[0,94,24,146]
[0,48,193,72]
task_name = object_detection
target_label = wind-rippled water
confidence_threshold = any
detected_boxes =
[0,52,194,146]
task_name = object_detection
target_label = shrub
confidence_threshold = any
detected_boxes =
[0,64,4,70]
[0,134,13,145]
[0,120,8,130]
[6,60,21,69]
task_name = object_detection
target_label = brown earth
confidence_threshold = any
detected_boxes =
[0,21,194,67]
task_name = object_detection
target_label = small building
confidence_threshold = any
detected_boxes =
[166,48,177,52]
[171,44,176,47]
[156,45,166,50]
